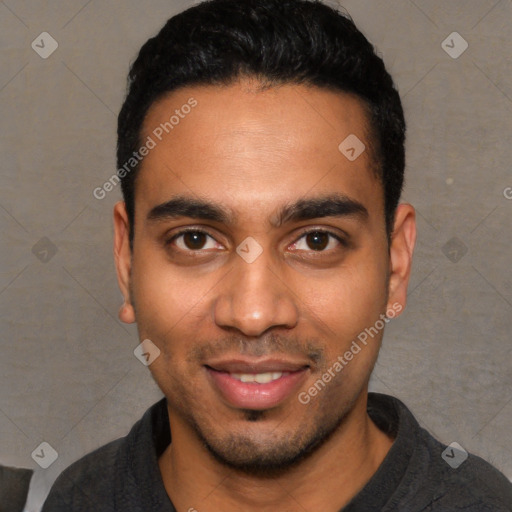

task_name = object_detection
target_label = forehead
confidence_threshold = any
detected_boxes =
[136,80,383,222]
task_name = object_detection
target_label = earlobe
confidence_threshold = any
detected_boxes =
[386,203,416,315]
[113,201,136,324]
[119,301,136,324]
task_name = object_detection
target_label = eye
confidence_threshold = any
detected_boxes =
[290,230,344,252]
[170,230,221,251]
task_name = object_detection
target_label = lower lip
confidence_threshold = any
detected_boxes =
[206,367,308,410]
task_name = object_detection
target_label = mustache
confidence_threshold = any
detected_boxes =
[188,332,325,367]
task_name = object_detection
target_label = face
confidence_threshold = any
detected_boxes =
[114,80,415,473]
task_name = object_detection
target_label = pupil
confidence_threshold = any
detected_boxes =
[307,232,328,251]
[184,232,206,249]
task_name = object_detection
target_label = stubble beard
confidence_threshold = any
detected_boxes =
[174,388,359,478]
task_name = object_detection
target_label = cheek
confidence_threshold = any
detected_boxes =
[130,250,213,338]
[300,259,388,345]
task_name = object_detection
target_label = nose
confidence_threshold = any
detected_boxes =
[213,248,299,337]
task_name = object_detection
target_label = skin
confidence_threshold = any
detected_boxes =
[113,79,416,512]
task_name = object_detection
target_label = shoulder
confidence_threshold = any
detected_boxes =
[42,398,169,512]
[41,438,123,511]
[424,438,512,512]
[420,431,512,511]
[0,465,33,511]
[369,394,512,511]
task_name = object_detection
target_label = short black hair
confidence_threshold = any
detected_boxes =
[117,0,406,247]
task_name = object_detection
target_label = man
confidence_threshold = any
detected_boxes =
[43,0,512,510]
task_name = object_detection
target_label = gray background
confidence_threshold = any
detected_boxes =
[1,0,511,510]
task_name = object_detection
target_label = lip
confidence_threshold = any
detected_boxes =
[206,358,309,374]
[205,358,309,410]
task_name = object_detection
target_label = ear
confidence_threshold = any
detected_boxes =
[386,203,416,315]
[113,201,136,324]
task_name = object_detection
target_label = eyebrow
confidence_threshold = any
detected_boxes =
[274,194,368,227]
[146,194,368,227]
[147,196,233,224]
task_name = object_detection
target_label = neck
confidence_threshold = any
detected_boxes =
[158,391,393,512]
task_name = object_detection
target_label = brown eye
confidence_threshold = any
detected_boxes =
[290,230,344,253]
[181,231,208,250]
[170,230,220,252]
[305,232,329,251]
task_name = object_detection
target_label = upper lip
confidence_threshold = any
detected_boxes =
[205,358,309,374]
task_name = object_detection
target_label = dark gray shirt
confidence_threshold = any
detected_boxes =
[42,393,512,511]
[0,465,33,512]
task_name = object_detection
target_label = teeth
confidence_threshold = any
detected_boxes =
[231,372,285,383]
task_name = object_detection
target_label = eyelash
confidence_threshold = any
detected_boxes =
[289,228,348,253]
[166,227,348,253]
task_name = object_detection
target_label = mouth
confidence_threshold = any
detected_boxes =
[205,358,310,410]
